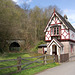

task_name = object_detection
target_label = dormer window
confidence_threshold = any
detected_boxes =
[50,25,60,36]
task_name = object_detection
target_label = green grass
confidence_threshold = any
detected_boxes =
[0,53,31,75]
[0,53,59,75]
[0,53,31,59]
[14,63,59,75]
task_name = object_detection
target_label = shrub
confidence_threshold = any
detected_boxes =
[31,40,45,52]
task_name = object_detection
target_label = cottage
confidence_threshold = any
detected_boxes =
[38,9,75,62]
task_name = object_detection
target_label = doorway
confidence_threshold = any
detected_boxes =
[52,45,57,55]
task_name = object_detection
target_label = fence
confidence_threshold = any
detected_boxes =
[0,54,55,75]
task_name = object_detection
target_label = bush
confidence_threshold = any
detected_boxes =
[31,40,45,52]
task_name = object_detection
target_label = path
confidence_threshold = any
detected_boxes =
[35,61,75,75]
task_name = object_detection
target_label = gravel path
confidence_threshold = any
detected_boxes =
[35,61,75,75]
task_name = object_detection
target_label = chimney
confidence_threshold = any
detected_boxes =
[64,15,68,20]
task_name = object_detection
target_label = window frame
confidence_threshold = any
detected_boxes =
[57,27,59,35]
[51,27,60,36]
[54,27,56,35]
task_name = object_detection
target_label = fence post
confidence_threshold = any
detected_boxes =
[43,55,45,65]
[17,57,21,72]
[43,54,47,65]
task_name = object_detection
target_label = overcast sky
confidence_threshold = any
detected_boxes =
[12,0,75,28]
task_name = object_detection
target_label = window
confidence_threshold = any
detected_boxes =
[54,28,56,35]
[51,27,60,36]
[57,27,59,35]
[51,28,53,35]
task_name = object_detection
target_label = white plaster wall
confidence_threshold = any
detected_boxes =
[58,23,69,39]
[61,29,69,39]
[51,20,55,24]
[70,30,75,41]
[57,46,59,55]
[50,45,52,55]
[45,27,51,41]
[44,48,47,51]
[47,27,50,31]
[61,24,65,29]
[51,17,61,25]
[57,20,60,24]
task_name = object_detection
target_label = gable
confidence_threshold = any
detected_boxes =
[44,11,66,32]
[48,38,63,48]
[50,16,61,25]
[44,10,75,32]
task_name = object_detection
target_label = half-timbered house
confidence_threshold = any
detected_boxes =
[38,9,75,62]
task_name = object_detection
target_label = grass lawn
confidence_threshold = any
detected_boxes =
[0,53,59,75]
[14,63,59,75]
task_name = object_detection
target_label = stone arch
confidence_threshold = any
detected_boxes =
[9,42,20,52]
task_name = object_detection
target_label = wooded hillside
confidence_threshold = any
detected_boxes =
[0,0,62,53]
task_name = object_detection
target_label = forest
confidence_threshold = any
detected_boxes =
[0,0,62,53]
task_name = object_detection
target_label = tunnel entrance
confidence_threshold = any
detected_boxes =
[9,42,20,52]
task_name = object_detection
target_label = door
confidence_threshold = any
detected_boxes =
[52,45,57,55]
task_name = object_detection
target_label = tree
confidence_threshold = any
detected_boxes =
[0,0,62,53]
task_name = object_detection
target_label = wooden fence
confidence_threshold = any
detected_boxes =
[0,54,55,75]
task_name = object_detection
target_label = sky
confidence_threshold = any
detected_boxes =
[12,0,75,28]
